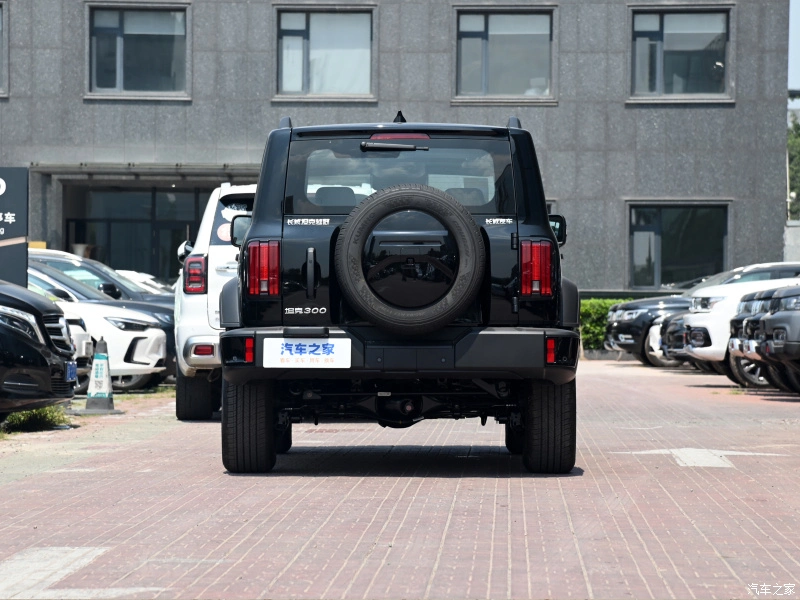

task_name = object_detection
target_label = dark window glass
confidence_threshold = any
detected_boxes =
[630,205,727,288]
[86,190,151,219]
[458,13,551,96]
[285,138,515,215]
[91,9,186,93]
[632,12,727,96]
[156,191,196,220]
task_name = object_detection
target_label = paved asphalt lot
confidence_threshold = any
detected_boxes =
[0,360,799,599]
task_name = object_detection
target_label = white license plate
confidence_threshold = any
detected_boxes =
[263,338,352,368]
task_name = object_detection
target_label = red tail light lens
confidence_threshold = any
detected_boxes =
[546,338,556,364]
[244,337,254,363]
[247,241,280,296]
[520,240,552,297]
[183,256,206,294]
[370,133,430,140]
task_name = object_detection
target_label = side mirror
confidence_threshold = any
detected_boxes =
[231,215,252,248]
[49,288,72,301]
[98,282,122,299]
[177,240,194,265]
[549,214,567,247]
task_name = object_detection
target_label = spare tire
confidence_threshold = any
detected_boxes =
[334,184,485,335]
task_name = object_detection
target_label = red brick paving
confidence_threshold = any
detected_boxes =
[1,361,799,599]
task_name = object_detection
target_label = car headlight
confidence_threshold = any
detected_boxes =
[779,296,800,311]
[104,317,156,331]
[691,296,724,312]
[153,312,174,325]
[0,305,45,343]
[621,309,646,321]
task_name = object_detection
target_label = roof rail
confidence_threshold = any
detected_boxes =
[507,116,522,129]
[279,116,293,129]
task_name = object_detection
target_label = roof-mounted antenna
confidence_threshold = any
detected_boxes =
[507,116,522,129]
[279,116,293,129]
[393,111,407,123]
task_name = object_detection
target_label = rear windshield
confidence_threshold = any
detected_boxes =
[211,193,255,246]
[284,137,515,215]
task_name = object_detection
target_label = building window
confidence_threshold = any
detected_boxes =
[90,7,187,94]
[457,13,551,97]
[630,205,727,288]
[278,11,372,95]
[632,11,728,97]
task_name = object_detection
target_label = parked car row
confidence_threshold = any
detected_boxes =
[606,262,800,394]
[25,250,175,392]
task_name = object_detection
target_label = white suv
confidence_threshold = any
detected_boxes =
[175,184,255,420]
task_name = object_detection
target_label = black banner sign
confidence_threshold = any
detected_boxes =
[0,168,29,287]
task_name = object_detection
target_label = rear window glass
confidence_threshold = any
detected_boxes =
[285,137,515,215]
[211,193,254,246]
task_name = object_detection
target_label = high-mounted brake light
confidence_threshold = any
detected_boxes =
[247,240,280,296]
[520,240,552,297]
[183,256,207,294]
[370,133,430,140]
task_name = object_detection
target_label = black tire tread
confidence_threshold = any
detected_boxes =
[176,372,215,421]
[504,422,523,454]
[221,380,276,473]
[522,379,576,474]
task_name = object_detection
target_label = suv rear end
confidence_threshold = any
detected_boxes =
[220,117,580,474]
[174,184,255,420]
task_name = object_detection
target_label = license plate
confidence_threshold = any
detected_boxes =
[263,338,352,368]
[65,360,77,382]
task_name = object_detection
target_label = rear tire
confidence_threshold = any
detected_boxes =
[221,380,276,473]
[727,355,771,388]
[275,422,293,454]
[504,422,523,454]
[781,366,800,394]
[176,371,217,421]
[522,379,576,474]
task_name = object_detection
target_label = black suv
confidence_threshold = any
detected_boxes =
[219,115,580,474]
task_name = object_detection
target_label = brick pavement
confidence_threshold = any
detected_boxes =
[0,361,799,599]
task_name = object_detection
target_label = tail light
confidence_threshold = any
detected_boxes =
[183,256,207,294]
[247,240,280,296]
[546,338,556,363]
[520,240,552,297]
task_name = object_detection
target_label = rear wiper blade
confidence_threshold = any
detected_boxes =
[360,142,429,151]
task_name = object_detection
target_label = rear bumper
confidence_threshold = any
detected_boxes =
[221,326,580,385]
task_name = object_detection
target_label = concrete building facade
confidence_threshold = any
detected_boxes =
[0,0,791,292]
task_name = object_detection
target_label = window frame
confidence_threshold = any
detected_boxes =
[451,4,558,106]
[626,2,736,105]
[84,1,192,101]
[0,1,8,97]
[272,4,378,103]
[626,200,730,290]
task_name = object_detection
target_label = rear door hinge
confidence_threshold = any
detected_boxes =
[511,232,519,250]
